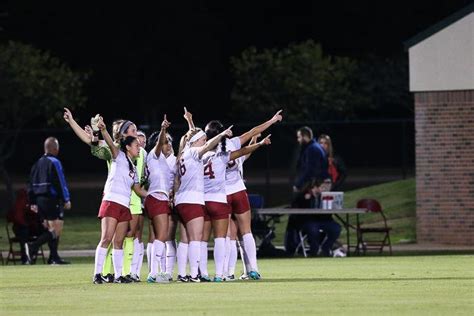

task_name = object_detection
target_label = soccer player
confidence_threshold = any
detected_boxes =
[202,122,272,282]
[63,108,146,282]
[205,110,283,280]
[92,116,147,284]
[144,115,175,283]
[174,126,233,282]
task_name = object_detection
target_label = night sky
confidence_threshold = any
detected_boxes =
[2,0,472,126]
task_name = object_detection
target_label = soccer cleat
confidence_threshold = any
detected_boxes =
[239,273,250,280]
[163,273,173,282]
[177,275,189,283]
[129,274,141,282]
[199,275,211,282]
[213,277,224,282]
[224,275,236,282]
[103,273,115,283]
[124,274,136,283]
[188,276,201,283]
[147,274,157,283]
[156,273,171,283]
[114,276,132,283]
[248,271,261,280]
[93,274,104,284]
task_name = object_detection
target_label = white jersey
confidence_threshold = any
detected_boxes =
[103,151,139,208]
[225,137,246,195]
[146,150,176,200]
[203,150,230,203]
[175,147,205,205]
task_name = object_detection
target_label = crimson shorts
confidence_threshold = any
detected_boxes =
[176,203,205,224]
[144,195,171,219]
[226,190,251,214]
[98,200,132,222]
[205,201,231,221]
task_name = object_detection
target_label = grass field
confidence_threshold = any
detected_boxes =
[1,255,473,315]
[0,178,416,251]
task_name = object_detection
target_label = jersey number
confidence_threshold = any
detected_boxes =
[204,162,215,179]
[179,159,186,176]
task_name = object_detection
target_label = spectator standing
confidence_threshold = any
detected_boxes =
[318,134,347,191]
[285,127,341,257]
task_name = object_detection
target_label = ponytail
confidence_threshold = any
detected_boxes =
[120,136,137,174]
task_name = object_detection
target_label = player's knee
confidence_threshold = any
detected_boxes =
[100,236,112,247]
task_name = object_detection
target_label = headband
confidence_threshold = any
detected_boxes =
[189,130,206,144]
[119,121,133,135]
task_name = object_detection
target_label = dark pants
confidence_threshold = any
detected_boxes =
[285,192,341,256]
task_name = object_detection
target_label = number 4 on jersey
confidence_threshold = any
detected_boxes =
[204,162,215,179]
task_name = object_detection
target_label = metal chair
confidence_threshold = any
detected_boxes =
[356,199,392,255]
[5,222,45,265]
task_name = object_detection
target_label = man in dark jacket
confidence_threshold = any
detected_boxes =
[285,126,341,257]
[26,137,71,264]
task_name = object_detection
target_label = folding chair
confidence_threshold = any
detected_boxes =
[356,199,392,255]
[5,222,46,265]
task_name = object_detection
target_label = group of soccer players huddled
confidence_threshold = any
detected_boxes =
[63,107,283,284]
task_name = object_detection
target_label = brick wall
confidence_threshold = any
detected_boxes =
[415,90,474,245]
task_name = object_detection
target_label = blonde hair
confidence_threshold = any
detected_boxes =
[176,128,203,167]
[112,119,125,142]
[318,134,334,159]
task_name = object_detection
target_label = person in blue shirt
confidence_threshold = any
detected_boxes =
[26,137,72,264]
[285,126,341,257]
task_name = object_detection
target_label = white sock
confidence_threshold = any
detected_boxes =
[188,241,201,278]
[240,239,252,273]
[242,233,258,272]
[150,240,165,276]
[177,242,188,277]
[94,245,108,275]
[146,243,153,272]
[199,241,209,276]
[130,238,140,275]
[112,249,124,278]
[228,240,237,276]
[137,242,144,278]
[213,238,225,278]
[165,240,176,276]
[160,249,166,273]
[223,237,231,276]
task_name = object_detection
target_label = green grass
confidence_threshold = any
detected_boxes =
[1,255,473,315]
[0,178,415,250]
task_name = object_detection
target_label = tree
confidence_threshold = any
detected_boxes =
[0,41,88,209]
[230,40,367,122]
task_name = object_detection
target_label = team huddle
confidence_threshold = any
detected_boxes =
[63,107,283,284]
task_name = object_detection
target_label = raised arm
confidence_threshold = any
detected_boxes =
[197,126,233,158]
[63,107,92,145]
[244,133,260,161]
[230,134,271,161]
[154,115,171,156]
[98,117,119,159]
[238,110,283,146]
[183,107,195,131]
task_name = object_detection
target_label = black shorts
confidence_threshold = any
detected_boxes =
[37,196,64,221]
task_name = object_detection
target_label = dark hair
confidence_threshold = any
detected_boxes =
[146,131,173,153]
[298,126,313,140]
[120,136,137,173]
[205,120,226,152]
[146,131,160,153]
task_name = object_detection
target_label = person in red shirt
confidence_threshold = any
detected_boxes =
[318,134,347,191]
